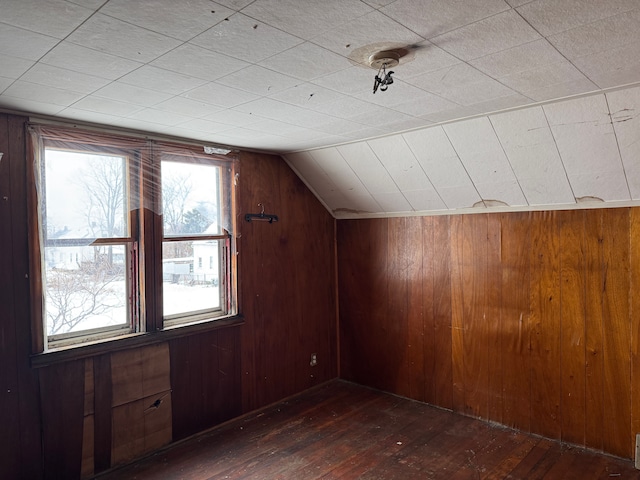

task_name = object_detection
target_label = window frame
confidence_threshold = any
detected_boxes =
[28,124,238,356]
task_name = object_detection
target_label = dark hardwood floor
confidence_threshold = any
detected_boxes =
[96,380,640,479]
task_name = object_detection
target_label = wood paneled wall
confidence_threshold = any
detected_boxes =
[237,151,338,412]
[338,210,640,459]
[0,114,338,478]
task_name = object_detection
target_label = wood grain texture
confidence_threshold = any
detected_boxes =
[337,207,640,459]
[97,381,640,480]
[39,360,85,479]
[529,210,561,440]
[558,210,586,446]
[584,209,605,451]
[239,151,337,413]
[500,212,531,433]
[601,209,632,458]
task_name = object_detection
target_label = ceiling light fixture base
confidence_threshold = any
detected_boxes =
[368,51,400,69]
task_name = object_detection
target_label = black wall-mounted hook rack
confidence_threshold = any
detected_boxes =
[245,203,278,223]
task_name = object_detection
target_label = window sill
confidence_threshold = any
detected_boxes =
[30,315,244,368]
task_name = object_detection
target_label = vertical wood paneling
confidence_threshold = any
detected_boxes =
[500,212,531,432]
[529,211,561,440]
[601,209,632,458]
[559,210,586,446]
[422,216,436,404]
[93,354,112,473]
[39,360,85,479]
[239,152,337,412]
[631,209,640,447]
[405,217,424,401]
[338,207,639,459]
[387,217,410,397]
[487,214,503,424]
[463,214,489,419]
[450,215,465,413]
[0,114,21,480]
[584,209,604,451]
[432,215,453,410]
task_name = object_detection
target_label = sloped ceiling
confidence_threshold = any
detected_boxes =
[285,86,640,218]
[1,0,640,217]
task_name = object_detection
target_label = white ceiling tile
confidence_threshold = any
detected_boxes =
[393,90,459,117]
[606,86,640,199]
[203,109,262,127]
[395,43,461,79]
[0,77,13,93]
[217,65,300,95]
[548,9,640,60]
[437,185,483,209]
[0,96,65,115]
[242,0,373,40]
[58,107,124,126]
[246,119,310,137]
[309,147,372,196]
[475,180,528,206]
[371,191,412,212]
[0,23,58,61]
[346,106,415,127]
[3,81,85,107]
[443,117,522,187]
[93,82,173,107]
[312,10,424,57]
[312,65,378,96]
[498,61,589,95]
[127,108,193,126]
[467,93,531,113]
[213,0,256,9]
[516,176,576,205]
[338,193,381,214]
[270,84,351,111]
[182,82,259,108]
[573,40,640,89]
[178,118,233,133]
[191,13,303,63]
[431,10,541,61]
[101,0,235,41]
[66,14,181,63]
[40,42,143,80]
[151,44,249,81]
[153,97,223,118]
[402,126,473,188]
[521,77,599,103]
[20,64,109,94]
[259,43,351,81]
[311,119,372,136]
[381,0,510,38]
[119,66,208,95]
[71,95,146,117]
[470,39,566,78]
[407,63,516,105]
[1,0,93,39]
[402,189,447,211]
[568,172,630,202]
[517,0,639,36]
[367,136,432,191]
[489,107,575,203]
[362,0,396,7]
[285,151,340,197]
[421,105,482,123]
[336,142,399,194]
[543,94,627,177]
[0,54,35,79]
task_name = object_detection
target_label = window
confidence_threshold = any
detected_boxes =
[30,125,237,351]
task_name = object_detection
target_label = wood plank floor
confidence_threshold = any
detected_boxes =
[96,380,639,479]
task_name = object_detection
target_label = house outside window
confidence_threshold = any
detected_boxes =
[29,125,237,351]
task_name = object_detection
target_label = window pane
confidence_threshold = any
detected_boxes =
[161,161,221,236]
[44,245,128,336]
[44,149,128,239]
[163,240,220,317]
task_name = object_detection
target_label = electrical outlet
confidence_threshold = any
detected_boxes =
[635,434,640,470]
[310,353,317,367]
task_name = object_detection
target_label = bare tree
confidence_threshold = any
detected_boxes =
[45,253,124,335]
[162,172,192,235]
